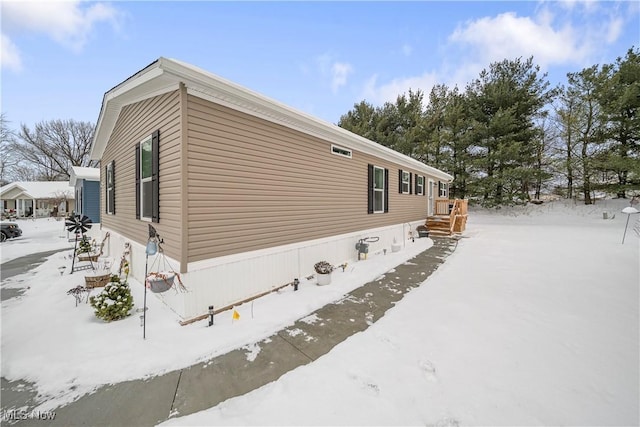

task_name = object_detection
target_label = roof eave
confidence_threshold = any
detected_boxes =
[91,58,453,182]
[91,60,168,160]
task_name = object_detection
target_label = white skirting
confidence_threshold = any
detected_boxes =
[100,220,424,321]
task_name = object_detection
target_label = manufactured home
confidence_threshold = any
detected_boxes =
[69,166,100,224]
[90,57,458,322]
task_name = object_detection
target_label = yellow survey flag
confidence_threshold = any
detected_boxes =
[232,309,240,320]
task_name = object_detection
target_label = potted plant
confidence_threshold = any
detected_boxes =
[314,261,334,286]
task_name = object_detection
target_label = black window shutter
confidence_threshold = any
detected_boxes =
[409,173,413,194]
[105,164,109,214]
[367,164,374,214]
[110,160,116,214]
[135,144,140,219]
[152,130,160,223]
[384,168,389,213]
[398,170,403,193]
[415,174,419,196]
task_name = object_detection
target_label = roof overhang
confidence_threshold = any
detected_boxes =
[91,58,453,182]
[70,166,100,187]
[0,183,28,199]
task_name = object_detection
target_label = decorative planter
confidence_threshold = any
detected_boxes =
[78,253,100,262]
[391,243,402,253]
[317,272,332,286]
[146,272,176,293]
[84,273,111,289]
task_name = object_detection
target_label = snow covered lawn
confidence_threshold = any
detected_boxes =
[1,200,638,426]
[163,199,639,426]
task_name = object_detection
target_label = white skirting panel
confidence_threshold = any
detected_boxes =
[101,220,424,322]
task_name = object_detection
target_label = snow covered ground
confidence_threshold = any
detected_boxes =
[0,217,77,263]
[0,216,434,411]
[162,199,639,426]
[1,199,638,426]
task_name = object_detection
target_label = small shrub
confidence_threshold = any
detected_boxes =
[89,275,134,322]
[78,236,92,253]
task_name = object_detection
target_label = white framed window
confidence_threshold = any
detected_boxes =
[106,161,115,214]
[331,144,352,158]
[401,171,410,194]
[417,175,424,195]
[140,136,153,221]
[373,166,385,213]
[439,181,448,198]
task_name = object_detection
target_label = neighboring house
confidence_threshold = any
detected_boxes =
[0,181,74,218]
[90,57,454,323]
[70,166,101,224]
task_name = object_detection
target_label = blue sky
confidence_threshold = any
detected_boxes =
[1,1,639,132]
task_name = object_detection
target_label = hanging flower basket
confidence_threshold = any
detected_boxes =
[146,271,183,294]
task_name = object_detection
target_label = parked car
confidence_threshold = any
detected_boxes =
[0,222,22,242]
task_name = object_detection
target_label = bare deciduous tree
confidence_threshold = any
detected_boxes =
[0,113,19,184]
[10,119,96,181]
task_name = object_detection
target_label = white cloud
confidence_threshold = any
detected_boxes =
[331,62,353,93]
[345,2,632,110]
[1,1,121,72]
[0,33,22,72]
[448,11,589,70]
[2,1,120,51]
[606,17,624,44]
[313,53,354,94]
[362,71,439,106]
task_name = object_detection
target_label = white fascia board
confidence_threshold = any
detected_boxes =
[92,57,453,182]
[165,58,453,181]
[91,65,170,160]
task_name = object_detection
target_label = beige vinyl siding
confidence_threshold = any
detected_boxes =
[101,90,183,260]
[186,95,430,262]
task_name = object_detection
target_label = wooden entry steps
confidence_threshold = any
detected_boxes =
[426,199,468,236]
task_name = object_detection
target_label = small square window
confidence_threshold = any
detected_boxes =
[331,144,352,158]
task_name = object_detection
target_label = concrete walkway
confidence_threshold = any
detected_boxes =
[3,238,458,426]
